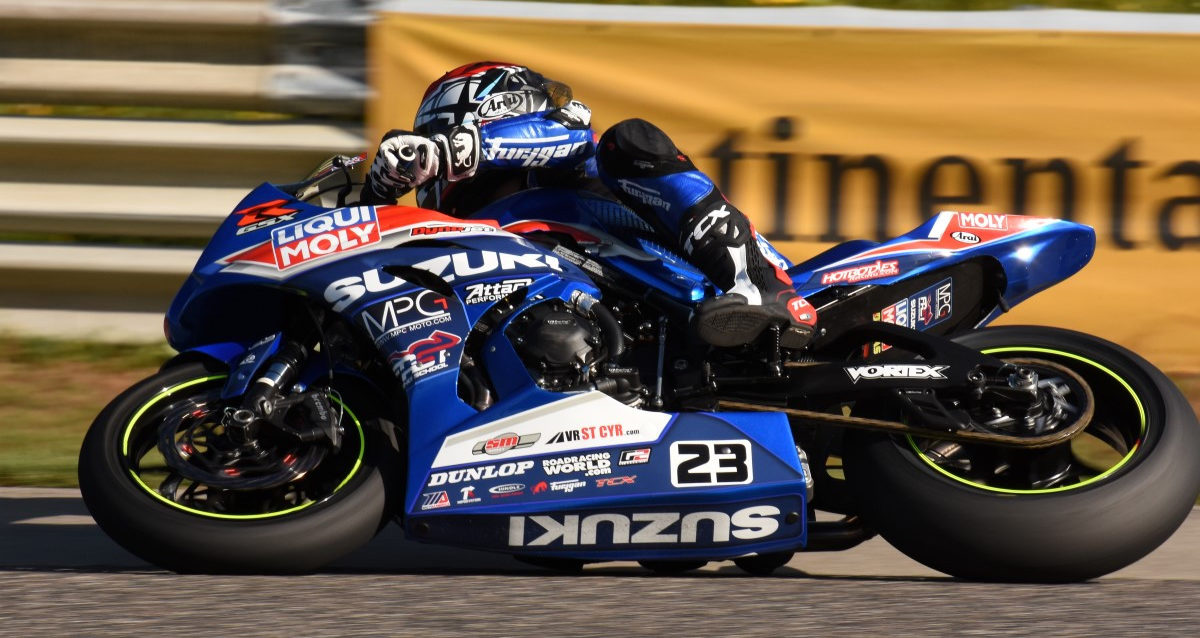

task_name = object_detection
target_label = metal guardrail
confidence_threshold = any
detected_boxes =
[0,0,369,341]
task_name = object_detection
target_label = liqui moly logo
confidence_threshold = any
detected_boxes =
[957,212,1008,231]
[271,207,380,269]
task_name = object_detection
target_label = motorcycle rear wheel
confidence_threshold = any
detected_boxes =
[78,361,396,574]
[843,325,1200,582]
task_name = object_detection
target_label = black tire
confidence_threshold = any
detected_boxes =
[638,560,708,574]
[843,325,1200,582]
[78,361,397,574]
[733,551,794,576]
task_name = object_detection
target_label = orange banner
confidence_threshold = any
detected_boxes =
[371,12,1200,370]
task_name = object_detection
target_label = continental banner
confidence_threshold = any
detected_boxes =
[371,10,1200,371]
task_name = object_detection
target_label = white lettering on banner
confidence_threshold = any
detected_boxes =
[844,364,950,383]
[431,392,673,468]
[427,460,535,486]
[507,505,782,547]
[271,207,380,269]
[323,251,562,312]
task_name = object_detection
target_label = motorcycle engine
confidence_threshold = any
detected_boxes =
[509,302,601,391]
[507,300,643,404]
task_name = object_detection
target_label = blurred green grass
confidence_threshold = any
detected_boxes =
[0,337,171,487]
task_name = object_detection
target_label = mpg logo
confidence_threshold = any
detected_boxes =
[271,207,380,269]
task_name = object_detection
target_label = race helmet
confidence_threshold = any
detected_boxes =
[413,61,573,211]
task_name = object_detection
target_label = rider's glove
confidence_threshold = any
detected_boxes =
[366,131,441,200]
[430,122,481,183]
[546,100,592,130]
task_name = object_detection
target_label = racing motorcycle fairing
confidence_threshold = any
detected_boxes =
[788,210,1096,316]
[166,182,538,351]
[156,180,1099,564]
[404,399,810,561]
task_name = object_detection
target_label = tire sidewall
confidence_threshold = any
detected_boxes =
[843,325,1200,581]
[79,362,396,574]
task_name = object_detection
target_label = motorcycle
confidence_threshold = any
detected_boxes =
[79,154,1200,581]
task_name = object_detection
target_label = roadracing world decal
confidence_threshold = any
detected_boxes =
[542,452,612,477]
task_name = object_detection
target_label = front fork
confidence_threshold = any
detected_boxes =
[231,339,343,448]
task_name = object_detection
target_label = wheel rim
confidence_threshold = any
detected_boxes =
[907,346,1147,495]
[120,374,366,520]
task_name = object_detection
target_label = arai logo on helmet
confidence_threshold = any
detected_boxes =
[844,364,950,384]
[477,92,526,120]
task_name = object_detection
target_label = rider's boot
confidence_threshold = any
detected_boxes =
[595,118,817,348]
[680,197,817,349]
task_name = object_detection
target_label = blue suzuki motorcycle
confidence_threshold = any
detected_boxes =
[79,155,1200,581]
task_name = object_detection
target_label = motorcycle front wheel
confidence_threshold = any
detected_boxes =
[843,325,1200,582]
[78,361,397,574]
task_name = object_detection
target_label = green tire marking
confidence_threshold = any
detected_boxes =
[122,375,226,456]
[122,374,366,520]
[908,345,1148,495]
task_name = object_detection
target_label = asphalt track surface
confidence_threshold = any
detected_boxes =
[4,488,1200,637]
